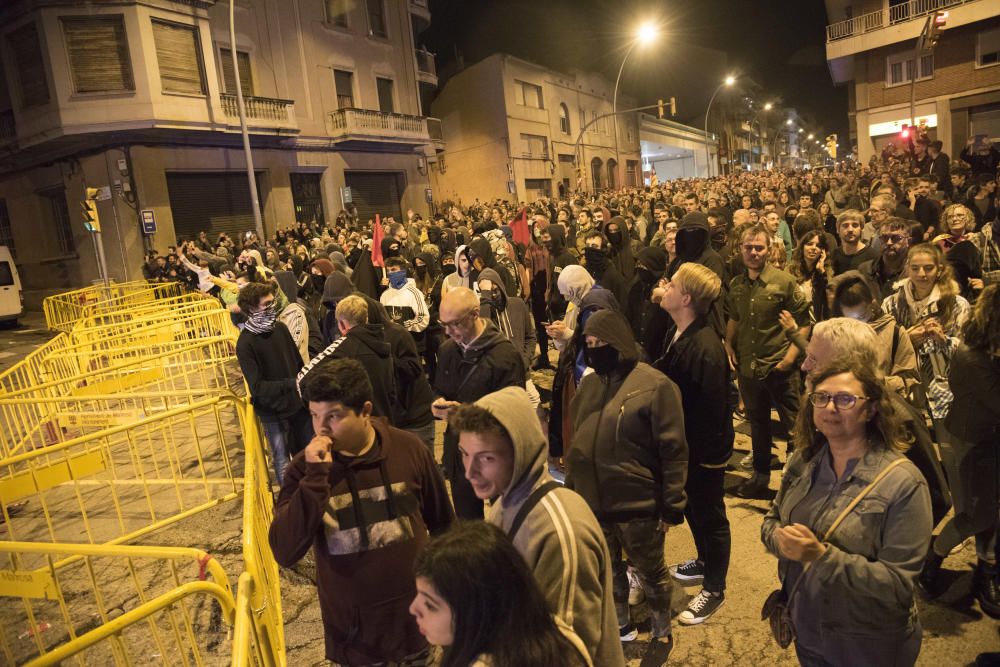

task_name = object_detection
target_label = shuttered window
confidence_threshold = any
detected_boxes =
[62,16,134,94]
[376,77,394,113]
[334,69,354,108]
[152,20,205,95]
[366,0,387,38]
[219,48,252,96]
[7,22,50,107]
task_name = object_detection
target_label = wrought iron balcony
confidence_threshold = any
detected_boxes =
[826,0,973,42]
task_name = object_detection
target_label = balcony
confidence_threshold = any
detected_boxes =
[220,93,297,131]
[415,49,437,84]
[410,0,431,27]
[0,110,15,145]
[327,108,441,148]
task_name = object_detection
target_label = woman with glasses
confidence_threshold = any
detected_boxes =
[761,361,932,666]
[933,204,985,302]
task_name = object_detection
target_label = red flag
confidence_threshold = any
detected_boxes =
[510,207,530,246]
[371,213,384,267]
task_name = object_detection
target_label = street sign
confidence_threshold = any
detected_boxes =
[340,186,353,204]
[95,186,112,201]
[424,188,433,203]
[141,209,156,234]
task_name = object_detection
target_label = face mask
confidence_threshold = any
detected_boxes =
[427,229,441,243]
[584,345,619,375]
[386,244,400,258]
[244,303,278,334]
[584,247,608,275]
[441,261,456,276]
[312,274,326,291]
[481,287,506,312]
[415,265,427,279]
[388,269,408,289]
[543,240,554,251]
[710,226,727,250]
[606,230,623,247]
[637,266,658,285]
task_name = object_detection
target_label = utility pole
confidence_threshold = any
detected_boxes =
[229,0,265,241]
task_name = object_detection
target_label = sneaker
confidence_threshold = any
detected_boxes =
[973,561,1000,619]
[619,622,639,642]
[670,559,704,584]
[738,453,781,471]
[639,634,674,667]
[734,473,771,499]
[627,566,646,606]
[678,589,725,625]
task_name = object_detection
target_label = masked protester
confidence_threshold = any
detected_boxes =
[566,310,688,665]
[603,216,636,283]
[626,246,670,361]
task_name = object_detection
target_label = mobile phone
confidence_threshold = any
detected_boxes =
[540,321,551,327]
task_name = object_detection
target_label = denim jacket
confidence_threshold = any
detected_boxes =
[761,443,932,662]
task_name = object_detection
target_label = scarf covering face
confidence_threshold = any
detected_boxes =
[244,303,278,334]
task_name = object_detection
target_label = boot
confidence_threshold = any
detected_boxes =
[734,472,770,499]
[917,548,944,597]
[973,560,1000,619]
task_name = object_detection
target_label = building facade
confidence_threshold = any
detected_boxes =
[0,0,443,291]
[638,114,717,180]
[825,0,1000,163]
[427,53,642,204]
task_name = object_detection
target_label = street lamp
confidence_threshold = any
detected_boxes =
[612,22,658,187]
[746,102,773,171]
[704,75,736,177]
[807,133,814,140]
[229,0,264,240]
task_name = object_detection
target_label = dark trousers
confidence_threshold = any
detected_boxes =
[684,464,731,592]
[602,518,672,637]
[740,369,800,475]
[530,288,550,366]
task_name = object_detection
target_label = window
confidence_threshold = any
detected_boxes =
[152,20,205,95]
[325,0,349,28]
[0,199,13,258]
[514,80,543,109]
[61,16,134,94]
[376,77,394,113]
[42,189,75,255]
[7,22,49,107]
[579,108,586,131]
[366,0,387,38]
[625,160,639,187]
[520,133,548,158]
[886,51,933,87]
[219,48,253,96]
[592,110,598,134]
[559,103,570,134]
[333,69,354,108]
[978,27,1000,67]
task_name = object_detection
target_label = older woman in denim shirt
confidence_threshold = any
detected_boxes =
[762,361,932,666]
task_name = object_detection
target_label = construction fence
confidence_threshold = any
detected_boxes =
[0,282,286,666]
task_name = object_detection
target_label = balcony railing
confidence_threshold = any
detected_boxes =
[220,93,295,124]
[416,49,436,78]
[826,0,971,42]
[0,110,15,142]
[328,108,440,145]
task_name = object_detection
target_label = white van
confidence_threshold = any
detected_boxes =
[0,246,23,323]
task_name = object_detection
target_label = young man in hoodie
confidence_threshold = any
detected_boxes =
[235,282,313,483]
[380,257,430,339]
[270,359,454,666]
[450,387,626,667]
[297,295,396,420]
[432,287,526,519]
[654,264,732,625]
[566,310,688,665]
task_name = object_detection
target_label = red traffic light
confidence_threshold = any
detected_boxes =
[900,127,910,139]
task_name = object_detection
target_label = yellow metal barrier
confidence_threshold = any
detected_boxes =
[44,282,185,333]
[0,542,235,666]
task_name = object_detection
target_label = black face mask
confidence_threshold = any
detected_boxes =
[584,247,608,276]
[606,230,623,247]
[441,261,456,276]
[312,274,326,291]
[481,287,506,312]
[584,345,619,375]
[637,266,659,285]
[427,228,441,243]
[415,265,427,279]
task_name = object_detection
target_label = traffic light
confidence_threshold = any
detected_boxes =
[927,11,947,47]
[82,187,101,233]
[669,96,677,117]
[900,125,910,140]
[657,99,665,119]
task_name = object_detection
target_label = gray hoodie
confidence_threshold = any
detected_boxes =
[475,387,626,667]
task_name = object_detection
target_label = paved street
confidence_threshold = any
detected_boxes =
[0,317,996,665]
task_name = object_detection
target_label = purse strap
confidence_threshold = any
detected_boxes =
[784,456,908,600]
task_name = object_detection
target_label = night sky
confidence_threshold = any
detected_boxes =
[422,0,849,146]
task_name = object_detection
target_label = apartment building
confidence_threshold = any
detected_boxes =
[427,53,641,204]
[825,0,1000,163]
[0,0,443,290]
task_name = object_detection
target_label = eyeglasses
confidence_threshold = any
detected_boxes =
[808,391,870,410]
[439,311,474,329]
[879,234,906,245]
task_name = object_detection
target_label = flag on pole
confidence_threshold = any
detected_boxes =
[371,213,384,267]
[510,207,530,246]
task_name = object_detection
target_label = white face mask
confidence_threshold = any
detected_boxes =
[840,306,870,323]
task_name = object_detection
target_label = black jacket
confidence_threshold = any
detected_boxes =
[653,318,732,466]
[236,322,305,420]
[666,212,728,334]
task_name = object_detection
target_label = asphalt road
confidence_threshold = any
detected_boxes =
[1,315,996,666]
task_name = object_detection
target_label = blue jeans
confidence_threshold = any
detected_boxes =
[261,419,290,484]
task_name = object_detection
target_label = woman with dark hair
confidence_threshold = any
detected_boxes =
[762,361,932,666]
[411,521,591,667]
[817,201,838,239]
[920,285,1000,617]
[776,190,792,218]
[789,230,832,323]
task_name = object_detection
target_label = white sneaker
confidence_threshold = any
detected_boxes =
[739,453,753,470]
[627,566,646,606]
[678,589,725,625]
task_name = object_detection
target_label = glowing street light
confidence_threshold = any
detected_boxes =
[786,119,793,126]
[611,22,660,185]
[764,102,773,111]
[807,133,814,140]
[704,75,737,176]
[636,22,659,44]
[798,128,804,133]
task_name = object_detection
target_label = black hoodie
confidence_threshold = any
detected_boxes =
[466,237,516,295]
[666,212,728,335]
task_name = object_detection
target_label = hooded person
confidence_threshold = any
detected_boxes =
[526,218,554,369]
[442,244,471,294]
[477,268,536,374]
[567,311,688,661]
[329,251,352,280]
[309,258,336,294]
[626,246,671,361]
[274,270,311,364]
[450,387,626,667]
[466,237,517,296]
[603,216,636,283]
[350,243,382,301]
[666,212,728,336]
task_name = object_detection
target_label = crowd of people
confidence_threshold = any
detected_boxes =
[143,136,1000,666]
